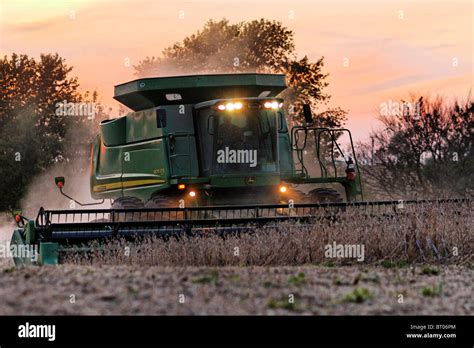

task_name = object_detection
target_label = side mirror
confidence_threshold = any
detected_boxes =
[55,176,65,188]
[53,175,105,206]
[303,104,313,124]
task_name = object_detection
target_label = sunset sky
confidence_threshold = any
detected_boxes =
[1,0,472,141]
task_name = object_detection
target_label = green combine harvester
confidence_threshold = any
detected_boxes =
[12,73,367,265]
[92,73,362,207]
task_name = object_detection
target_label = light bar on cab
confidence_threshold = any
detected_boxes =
[216,100,283,111]
[217,102,243,111]
[264,101,283,109]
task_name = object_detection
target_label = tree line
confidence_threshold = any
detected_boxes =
[0,19,472,211]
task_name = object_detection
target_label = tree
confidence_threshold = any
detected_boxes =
[134,19,346,128]
[357,96,473,199]
[0,53,108,210]
[0,106,43,209]
[135,19,293,75]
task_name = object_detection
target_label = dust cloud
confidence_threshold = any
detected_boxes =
[0,214,15,266]
[19,159,110,218]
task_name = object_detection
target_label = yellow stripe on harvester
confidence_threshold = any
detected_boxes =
[93,179,165,192]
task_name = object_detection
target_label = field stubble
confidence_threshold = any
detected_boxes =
[0,201,472,315]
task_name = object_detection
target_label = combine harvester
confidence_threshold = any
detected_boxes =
[10,74,468,265]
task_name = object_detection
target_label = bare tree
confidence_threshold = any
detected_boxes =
[357,96,473,199]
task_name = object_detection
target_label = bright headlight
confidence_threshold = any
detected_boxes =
[218,101,280,111]
[264,101,281,109]
[217,102,244,111]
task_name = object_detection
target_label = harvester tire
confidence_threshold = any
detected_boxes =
[111,196,144,209]
[145,194,184,220]
[145,194,177,208]
[307,188,343,203]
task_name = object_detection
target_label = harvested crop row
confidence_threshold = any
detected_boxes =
[63,202,472,266]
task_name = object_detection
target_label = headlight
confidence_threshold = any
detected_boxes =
[264,101,281,109]
[217,102,243,111]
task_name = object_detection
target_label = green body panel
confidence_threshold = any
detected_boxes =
[162,104,199,177]
[125,109,163,143]
[208,173,280,188]
[38,243,59,265]
[91,103,200,201]
[100,117,126,146]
